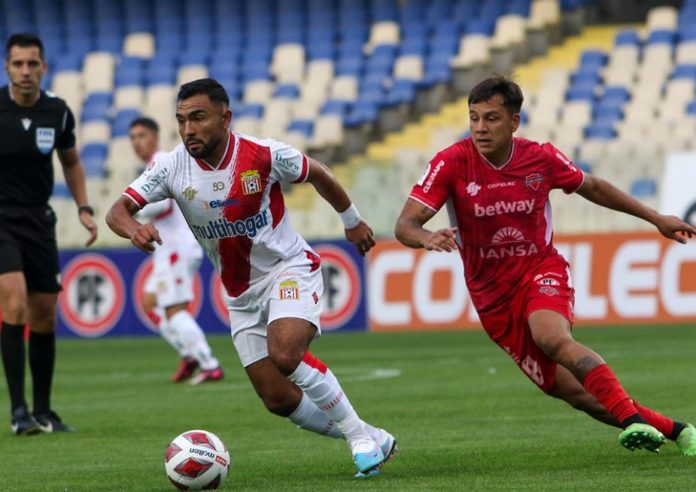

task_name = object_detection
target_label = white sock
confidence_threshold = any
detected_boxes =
[288,393,343,438]
[168,311,219,370]
[288,353,374,453]
[288,394,382,442]
[153,308,187,358]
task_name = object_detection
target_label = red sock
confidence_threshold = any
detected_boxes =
[633,401,675,438]
[582,364,639,425]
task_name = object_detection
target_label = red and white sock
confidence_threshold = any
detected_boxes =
[288,393,382,442]
[582,363,641,426]
[288,352,373,453]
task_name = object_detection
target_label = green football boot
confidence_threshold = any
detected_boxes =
[618,423,665,452]
[676,424,696,456]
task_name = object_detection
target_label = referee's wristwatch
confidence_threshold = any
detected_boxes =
[78,205,95,216]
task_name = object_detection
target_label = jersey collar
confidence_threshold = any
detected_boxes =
[194,131,236,171]
[477,139,515,170]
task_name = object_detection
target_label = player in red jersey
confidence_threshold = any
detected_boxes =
[395,75,696,455]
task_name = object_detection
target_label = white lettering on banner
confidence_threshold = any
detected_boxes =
[660,243,696,315]
[560,242,608,319]
[369,251,415,324]
[413,251,468,323]
[609,241,659,317]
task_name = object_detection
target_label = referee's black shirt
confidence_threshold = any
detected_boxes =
[0,86,77,207]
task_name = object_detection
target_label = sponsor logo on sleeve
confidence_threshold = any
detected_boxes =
[241,170,262,195]
[555,152,577,172]
[274,151,301,174]
[140,168,170,194]
[422,160,445,193]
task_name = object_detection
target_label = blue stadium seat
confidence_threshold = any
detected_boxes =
[630,178,657,198]
[647,29,676,45]
[145,59,177,86]
[571,71,602,86]
[53,181,72,199]
[602,85,631,104]
[80,143,109,177]
[614,30,641,47]
[344,101,379,127]
[336,57,363,77]
[111,109,141,138]
[321,100,350,118]
[671,64,696,80]
[579,49,608,67]
[565,83,597,102]
[584,123,616,140]
[54,54,84,73]
[687,100,696,116]
[287,119,314,137]
[81,93,113,122]
[274,84,300,99]
[385,79,416,106]
[236,104,264,119]
[593,105,623,124]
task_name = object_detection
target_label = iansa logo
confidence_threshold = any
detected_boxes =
[479,227,539,259]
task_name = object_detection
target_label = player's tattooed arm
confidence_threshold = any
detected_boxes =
[395,198,458,252]
[572,355,603,381]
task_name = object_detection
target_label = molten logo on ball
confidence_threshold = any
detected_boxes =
[165,430,230,490]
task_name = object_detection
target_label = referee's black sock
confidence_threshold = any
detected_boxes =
[29,331,55,416]
[1,322,27,413]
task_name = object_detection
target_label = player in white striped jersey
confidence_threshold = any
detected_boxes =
[128,117,223,385]
[107,79,396,477]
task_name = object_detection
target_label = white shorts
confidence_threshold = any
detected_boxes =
[144,252,200,308]
[230,260,323,367]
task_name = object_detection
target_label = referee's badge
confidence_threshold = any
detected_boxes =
[36,127,55,154]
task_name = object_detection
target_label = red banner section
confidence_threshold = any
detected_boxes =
[368,232,696,331]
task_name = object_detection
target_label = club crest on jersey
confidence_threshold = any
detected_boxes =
[36,127,55,154]
[241,170,262,195]
[524,173,544,191]
[279,279,300,300]
[21,118,31,130]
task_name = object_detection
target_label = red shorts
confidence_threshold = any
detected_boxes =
[478,255,575,394]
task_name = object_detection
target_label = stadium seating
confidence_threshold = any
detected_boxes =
[17,0,691,245]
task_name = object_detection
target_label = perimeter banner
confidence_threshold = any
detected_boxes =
[54,239,367,338]
[368,232,696,331]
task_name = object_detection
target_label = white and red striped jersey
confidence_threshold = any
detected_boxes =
[124,131,314,299]
[136,150,203,262]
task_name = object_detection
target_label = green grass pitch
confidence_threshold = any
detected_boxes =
[1,324,694,491]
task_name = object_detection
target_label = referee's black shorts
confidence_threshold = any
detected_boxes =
[0,205,62,293]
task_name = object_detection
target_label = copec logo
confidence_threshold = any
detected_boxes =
[191,210,268,240]
[58,254,126,337]
[368,234,696,331]
[132,258,203,332]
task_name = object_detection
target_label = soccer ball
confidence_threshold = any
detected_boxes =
[165,429,230,490]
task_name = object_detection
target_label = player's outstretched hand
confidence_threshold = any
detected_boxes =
[79,209,98,247]
[655,214,696,244]
[130,223,163,253]
[423,228,458,252]
[345,220,376,257]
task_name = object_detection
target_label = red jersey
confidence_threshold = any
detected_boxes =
[409,137,584,315]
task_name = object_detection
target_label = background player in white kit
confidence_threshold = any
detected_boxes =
[128,117,223,385]
[107,79,396,478]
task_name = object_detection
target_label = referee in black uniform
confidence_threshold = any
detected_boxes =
[0,33,98,435]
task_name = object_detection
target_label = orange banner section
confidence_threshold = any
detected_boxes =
[368,232,696,331]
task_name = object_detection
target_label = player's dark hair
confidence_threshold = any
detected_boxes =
[6,32,44,60]
[129,116,159,132]
[177,78,229,107]
[469,76,524,115]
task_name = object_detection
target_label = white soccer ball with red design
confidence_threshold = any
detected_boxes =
[165,429,230,490]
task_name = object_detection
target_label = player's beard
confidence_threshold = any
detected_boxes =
[185,135,221,160]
